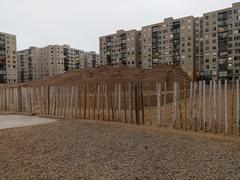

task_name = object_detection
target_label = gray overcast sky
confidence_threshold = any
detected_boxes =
[0,0,239,52]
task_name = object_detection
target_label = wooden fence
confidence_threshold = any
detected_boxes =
[0,80,239,136]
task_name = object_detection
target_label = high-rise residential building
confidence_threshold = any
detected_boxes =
[18,48,31,82]
[100,18,196,77]
[63,45,85,71]
[99,29,141,68]
[99,2,240,80]
[0,32,18,83]
[199,2,240,80]
[83,51,100,68]
[17,45,99,82]
[141,16,195,78]
[195,17,204,79]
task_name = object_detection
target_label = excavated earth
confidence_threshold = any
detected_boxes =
[4,64,191,89]
[1,119,240,179]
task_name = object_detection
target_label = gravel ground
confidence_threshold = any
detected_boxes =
[1,119,240,180]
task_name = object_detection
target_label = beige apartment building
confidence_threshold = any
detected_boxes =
[82,51,99,68]
[100,17,196,78]
[17,45,99,82]
[99,2,240,80]
[99,29,141,68]
[0,32,18,83]
[198,2,240,80]
[141,16,195,78]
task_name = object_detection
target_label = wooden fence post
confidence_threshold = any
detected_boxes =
[189,81,193,129]
[123,83,127,123]
[84,84,87,119]
[218,80,222,132]
[237,79,239,135]
[209,81,213,131]
[114,84,118,121]
[173,82,177,129]
[163,82,167,127]
[183,80,187,130]
[198,81,203,130]
[140,81,145,125]
[193,81,197,131]
[118,83,121,122]
[231,79,235,134]
[203,81,206,132]
[147,82,151,126]
[135,82,140,125]
[225,79,228,134]
[156,82,161,127]
[178,82,183,129]
[213,81,217,133]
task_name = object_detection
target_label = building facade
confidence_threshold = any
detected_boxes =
[141,16,195,78]
[82,51,99,68]
[99,29,141,68]
[198,2,240,80]
[17,45,99,82]
[0,32,18,83]
[99,2,240,80]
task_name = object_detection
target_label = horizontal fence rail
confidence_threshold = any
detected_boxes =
[0,80,239,136]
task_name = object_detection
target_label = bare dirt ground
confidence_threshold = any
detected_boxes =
[0,115,56,130]
[1,119,240,180]
[5,64,190,89]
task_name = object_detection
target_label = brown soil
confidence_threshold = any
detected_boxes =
[1,119,240,179]
[14,64,190,88]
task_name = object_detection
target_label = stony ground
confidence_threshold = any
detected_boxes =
[1,119,240,180]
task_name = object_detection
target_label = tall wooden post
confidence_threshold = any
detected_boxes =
[147,82,151,126]
[163,82,167,127]
[203,81,206,131]
[193,81,197,131]
[118,83,121,122]
[209,81,213,131]
[184,79,187,130]
[156,82,161,127]
[237,79,239,135]
[140,82,145,125]
[198,81,203,130]
[173,82,177,129]
[218,80,222,132]
[213,81,217,133]
[189,81,193,129]
[225,79,228,134]
[123,83,127,123]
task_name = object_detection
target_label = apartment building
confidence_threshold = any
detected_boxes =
[141,16,195,78]
[17,45,99,82]
[198,2,240,80]
[62,45,85,71]
[99,29,141,68]
[100,17,195,77]
[195,17,204,78]
[99,2,240,80]
[0,32,18,83]
[79,51,99,68]
[18,48,31,82]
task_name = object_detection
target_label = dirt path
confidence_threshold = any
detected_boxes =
[0,115,56,130]
[1,119,240,179]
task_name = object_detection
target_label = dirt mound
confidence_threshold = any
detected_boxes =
[16,64,190,88]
